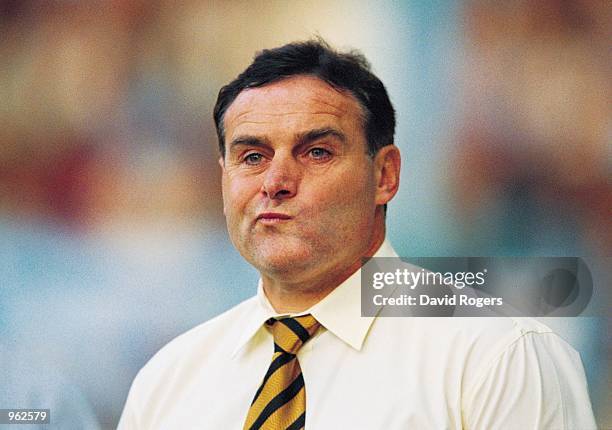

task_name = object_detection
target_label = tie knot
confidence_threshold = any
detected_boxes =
[266,314,320,355]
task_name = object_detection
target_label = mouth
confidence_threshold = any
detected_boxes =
[256,212,293,224]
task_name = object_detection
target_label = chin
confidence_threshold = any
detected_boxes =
[249,241,315,275]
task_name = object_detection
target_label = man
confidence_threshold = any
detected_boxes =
[119,40,596,429]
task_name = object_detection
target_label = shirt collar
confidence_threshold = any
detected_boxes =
[231,239,398,357]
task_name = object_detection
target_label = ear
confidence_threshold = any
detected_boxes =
[373,145,401,206]
[219,157,226,215]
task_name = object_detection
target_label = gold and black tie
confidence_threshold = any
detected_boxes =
[243,314,321,430]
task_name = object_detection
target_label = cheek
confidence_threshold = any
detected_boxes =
[306,169,376,222]
[332,166,375,203]
[223,177,260,220]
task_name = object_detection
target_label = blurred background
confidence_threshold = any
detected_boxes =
[0,0,609,428]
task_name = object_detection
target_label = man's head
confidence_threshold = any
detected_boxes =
[214,39,395,158]
[215,40,400,288]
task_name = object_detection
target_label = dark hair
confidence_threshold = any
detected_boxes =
[213,39,395,157]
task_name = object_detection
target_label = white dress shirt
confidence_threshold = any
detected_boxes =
[118,240,596,429]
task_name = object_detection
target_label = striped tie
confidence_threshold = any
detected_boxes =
[243,314,321,430]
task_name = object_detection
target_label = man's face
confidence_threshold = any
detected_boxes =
[220,75,384,283]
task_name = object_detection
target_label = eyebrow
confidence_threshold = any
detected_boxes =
[296,128,346,146]
[228,136,270,149]
[228,127,346,151]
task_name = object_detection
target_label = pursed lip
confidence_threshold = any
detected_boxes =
[256,212,292,222]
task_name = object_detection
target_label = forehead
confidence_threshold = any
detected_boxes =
[223,75,365,141]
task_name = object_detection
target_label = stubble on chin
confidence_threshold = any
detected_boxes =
[245,235,315,275]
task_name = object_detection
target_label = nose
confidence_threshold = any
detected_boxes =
[261,152,299,200]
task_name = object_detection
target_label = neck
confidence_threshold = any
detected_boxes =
[262,223,386,314]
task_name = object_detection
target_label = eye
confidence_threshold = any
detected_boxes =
[308,147,332,160]
[244,152,264,165]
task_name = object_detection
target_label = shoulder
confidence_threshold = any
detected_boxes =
[119,295,262,428]
[374,315,555,351]
[451,316,556,353]
[429,317,567,368]
[458,318,596,429]
[371,316,569,385]
[129,295,259,396]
